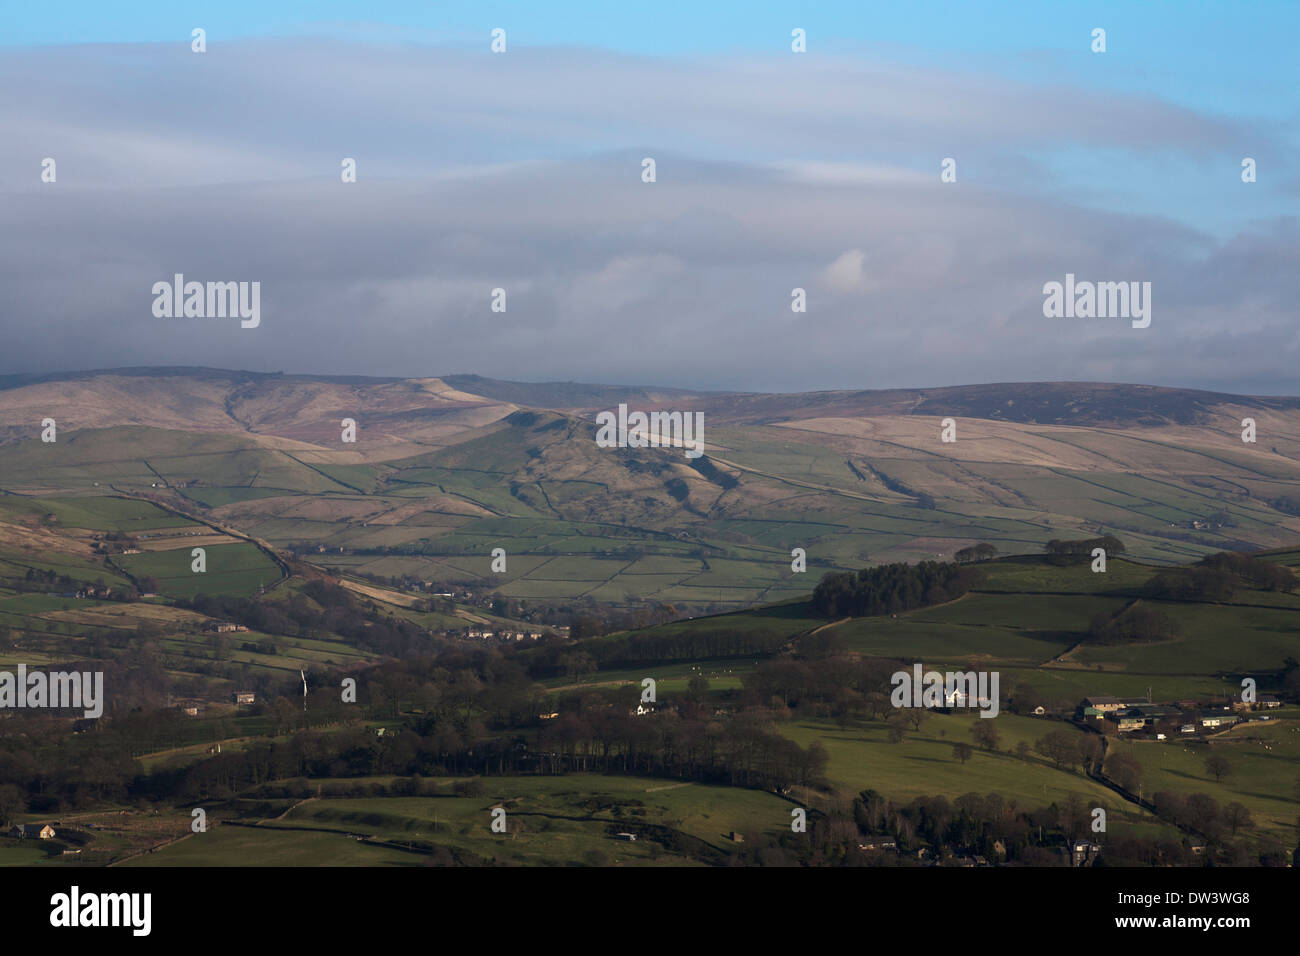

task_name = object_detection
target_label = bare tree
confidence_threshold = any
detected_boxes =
[1205,754,1232,783]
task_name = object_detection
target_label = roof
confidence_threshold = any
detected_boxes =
[1130,706,1178,718]
[11,824,52,836]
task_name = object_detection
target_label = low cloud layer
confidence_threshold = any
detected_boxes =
[1,39,1295,394]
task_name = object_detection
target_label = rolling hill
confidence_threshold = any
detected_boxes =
[3,368,1300,610]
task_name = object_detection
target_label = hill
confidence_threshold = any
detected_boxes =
[3,368,1300,612]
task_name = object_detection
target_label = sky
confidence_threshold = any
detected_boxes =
[2,1,1297,394]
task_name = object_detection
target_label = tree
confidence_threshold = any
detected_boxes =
[1077,735,1104,774]
[1106,754,1143,793]
[886,713,908,744]
[1015,740,1030,761]
[1037,730,1080,770]
[1224,802,1254,836]
[951,742,973,764]
[686,675,711,700]
[562,651,597,678]
[970,720,1000,752]
[0,784,24,827]
[1205,754,1232,783]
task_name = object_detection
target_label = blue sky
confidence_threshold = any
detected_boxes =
[2,2,1297,392]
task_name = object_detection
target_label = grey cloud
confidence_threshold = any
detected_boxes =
[0,40,1296,395]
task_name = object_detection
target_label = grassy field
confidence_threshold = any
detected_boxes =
[132,774,791,866]
[118,541,282,599]
[123,826,425,867]
[1112,711,1300,841]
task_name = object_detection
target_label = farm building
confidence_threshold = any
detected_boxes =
[1199,712,1238,729]
[1083,696,1124,713]
[9,824,55,840]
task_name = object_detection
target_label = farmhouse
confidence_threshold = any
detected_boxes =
[1258,695,1282,709]
[9,824,55,840]
[233,691,256,705]
[1199,712,1238,729]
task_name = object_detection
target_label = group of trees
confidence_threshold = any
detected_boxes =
[1086,603,1180,644]
[1197,551,1296,592]
[184,580,431,657]
[1146,551,1296,603]
[6,567,130,601]
[0,640,835,816]
[1044,535,1126,565]
[953,544,997,564]
[1147,566,1239,602]
[1036,730,1105,773]
[812,560,979,617]
[526,624,786,674]
[1151,791,1255,840]
[844,788,1200,866]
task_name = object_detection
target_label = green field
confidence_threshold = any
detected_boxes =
[118,542,282,599]
[132,775,792,866]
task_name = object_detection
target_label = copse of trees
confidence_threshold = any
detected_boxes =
[1087,603,1180,644]
[954,543,998,564]
[1146,566,1238,602]
[1145,551,1295,603]
[812,560,980,618]
[184,580,432,657]
[1196,551,1296,592]
[1044,535,1125,566]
